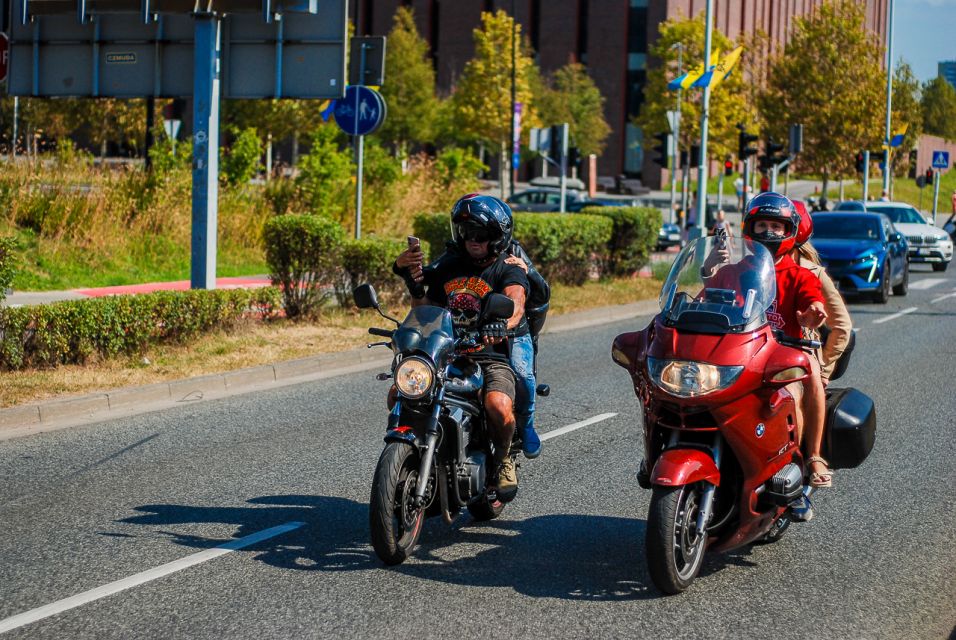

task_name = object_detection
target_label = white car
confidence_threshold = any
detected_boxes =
[838,202,954,272]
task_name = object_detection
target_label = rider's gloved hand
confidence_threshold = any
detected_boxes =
[480,321,508,344]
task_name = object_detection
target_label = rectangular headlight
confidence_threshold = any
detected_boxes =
[647,357,744,398]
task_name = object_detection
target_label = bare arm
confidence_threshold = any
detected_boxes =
[503,284,526,330]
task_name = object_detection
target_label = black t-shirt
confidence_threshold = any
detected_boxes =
[422,252,529,361]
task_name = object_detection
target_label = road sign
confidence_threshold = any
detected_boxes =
[163,119,182,141]
[0,33,8,83]
[666,110,679,133]
[931,151,950,169]
[348,36,386,86]
[333,85,386,136]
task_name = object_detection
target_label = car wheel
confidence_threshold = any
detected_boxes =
[873,263,890,304]
[892,260,909,296]
[932,261,949,272]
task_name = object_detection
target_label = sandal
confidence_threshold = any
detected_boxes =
[806,455,833,488]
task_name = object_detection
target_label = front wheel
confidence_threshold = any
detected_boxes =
[369,443,426,565]
[873,263,890,303]
[932,261,949,272]
[646,484,709,594]
[892,261,909,296]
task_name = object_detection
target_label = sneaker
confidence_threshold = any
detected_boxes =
[522,427,542,459]
[495,457,518,502]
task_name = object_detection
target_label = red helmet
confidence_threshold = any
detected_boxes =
[792,200,813,248]
[742,192,801,258]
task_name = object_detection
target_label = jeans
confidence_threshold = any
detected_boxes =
[511,333,536,433]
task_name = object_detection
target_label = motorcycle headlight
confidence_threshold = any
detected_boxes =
[647,357,744,398]
[394,357,435,399]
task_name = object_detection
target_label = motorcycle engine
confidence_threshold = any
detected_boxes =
[459,451,487,500]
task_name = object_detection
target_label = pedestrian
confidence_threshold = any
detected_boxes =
[709,209,733,238]
[879,189,889,202]
[734,176,745,210]
[759,173,770,193]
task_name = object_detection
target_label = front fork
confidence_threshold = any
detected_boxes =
[413,388,445,506]
[695,435,722,535]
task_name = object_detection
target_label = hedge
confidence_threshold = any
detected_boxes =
[334,236,431,307]
[0,237,16,303]
[578,206,662,276]
[0,287,281,370]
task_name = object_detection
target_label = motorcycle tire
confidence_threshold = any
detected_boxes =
[369,442,426,566]
[467,492,505,521]
[646,484,708,595]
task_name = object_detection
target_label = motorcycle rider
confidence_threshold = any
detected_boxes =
[703,192,832,487]
[393,194,530,501]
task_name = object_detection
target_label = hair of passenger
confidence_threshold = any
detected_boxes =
[795,241,821,265]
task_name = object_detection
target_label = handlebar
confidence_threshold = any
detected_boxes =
[774,331,822,350]
[368,327,395,338]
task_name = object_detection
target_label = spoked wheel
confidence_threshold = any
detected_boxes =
[369,443,426,565]
[646,484,708,594]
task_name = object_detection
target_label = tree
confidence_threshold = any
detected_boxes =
[378,7,439,156]
[758,0,884,199]
[536,62,611,157]
[890,60,922,176]
[921,76,956,141]
[636,14,752,167]
[450,10,540,189]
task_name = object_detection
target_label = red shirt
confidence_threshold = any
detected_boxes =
[768,254,824,338]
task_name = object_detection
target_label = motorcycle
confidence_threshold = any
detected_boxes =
[354,283,530,565]
[611,236,876,594]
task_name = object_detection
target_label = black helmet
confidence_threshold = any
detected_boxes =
[450,194,514,257]
[742,191,800,258]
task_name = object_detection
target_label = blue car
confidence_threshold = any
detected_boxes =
[812,212,909,303]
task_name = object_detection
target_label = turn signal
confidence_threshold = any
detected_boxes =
[771,366,807,383]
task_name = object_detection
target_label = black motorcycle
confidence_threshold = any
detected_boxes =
[354,283,526,565]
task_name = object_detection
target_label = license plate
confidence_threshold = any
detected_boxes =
[668,234,681,240]
[918,248,931,255]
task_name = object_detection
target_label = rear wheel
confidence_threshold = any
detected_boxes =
[369,443,426,565]
[873,264,890,303]
[932,261,949,272]
[646,484,708,594]
[892,260,909,296]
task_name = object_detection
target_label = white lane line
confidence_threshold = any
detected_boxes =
[931,291,956,304]
[872,306,918,324]
[0,521,305,635]
[540,413,618,441]
[909,278,948,290]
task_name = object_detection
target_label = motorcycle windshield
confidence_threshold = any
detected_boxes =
[658,236,776,333]
[392,305,456,363]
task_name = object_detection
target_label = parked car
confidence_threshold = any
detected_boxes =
[835,201,953,272]
[812,212,909,303]
[506,187,588,212]
[656,223,683,250]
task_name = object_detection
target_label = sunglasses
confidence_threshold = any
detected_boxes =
[460,228,492,243]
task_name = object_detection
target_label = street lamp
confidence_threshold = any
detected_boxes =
[509,0,517,198]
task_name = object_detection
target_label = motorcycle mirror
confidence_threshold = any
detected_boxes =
[353,283,380,310]
[483,293,515,321]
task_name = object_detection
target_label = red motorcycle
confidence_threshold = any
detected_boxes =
[612,236,875,594]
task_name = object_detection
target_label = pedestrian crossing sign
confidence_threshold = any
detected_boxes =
[931,151,949,169]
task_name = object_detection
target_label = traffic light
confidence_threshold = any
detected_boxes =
[651,132,671,168]
[724,159,734,176]
[766,139,786,165]
[855,151,865,173]
[568,147,581,168]
[738,126,758,159]
[690,145,701,164]
[162,98,186,121]
[926,168,935,186]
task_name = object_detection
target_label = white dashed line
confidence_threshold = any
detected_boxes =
[0,521,306,635]
[540,413,618,441]
[872,306,918,324]
[909,278,948,290]
[931,291,956,304]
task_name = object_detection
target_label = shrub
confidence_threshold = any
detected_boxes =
[334,236,429,307]
[221,127,263,186]
[412,213,451,258]
[578,206,662,276]
[435,147,487,187]
[0,287,281,370]
[263,214,345,318]
[264,177,299,216]
[295,127,353,220]
[0,237,16,302]
[513,213,613,285]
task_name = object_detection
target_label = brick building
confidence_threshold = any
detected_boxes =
[356,0,886,186]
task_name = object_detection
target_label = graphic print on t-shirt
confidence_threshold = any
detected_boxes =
[766,300,784,332]
[444,276,492,331]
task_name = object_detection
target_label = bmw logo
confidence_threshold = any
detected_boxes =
[755,423,766,437]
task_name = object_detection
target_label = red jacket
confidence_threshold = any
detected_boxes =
[767,254,824,339]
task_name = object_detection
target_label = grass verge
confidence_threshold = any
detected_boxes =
[0,274,663,408]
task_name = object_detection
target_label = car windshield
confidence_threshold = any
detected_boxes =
[659,237,776,332]
[867,205,926,225]
[813,216,882,240]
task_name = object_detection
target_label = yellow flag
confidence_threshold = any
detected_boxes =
[709,46,744,90]
[680,49,721,90]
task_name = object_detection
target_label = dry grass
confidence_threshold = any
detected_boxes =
[0,274,665,408]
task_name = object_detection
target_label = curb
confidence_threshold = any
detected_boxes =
[0,299,660,439]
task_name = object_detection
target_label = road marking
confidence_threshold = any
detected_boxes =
[872,306,918,324]
[909,278,948,290]
[540,413,618,441]
[0,521,306,635]
[931,291,956,304]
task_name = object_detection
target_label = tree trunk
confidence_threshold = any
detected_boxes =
[820,170,830,210]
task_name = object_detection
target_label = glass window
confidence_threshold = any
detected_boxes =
[625,123,644,175]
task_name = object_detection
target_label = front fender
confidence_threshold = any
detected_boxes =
[651,448,720,487]
[384,426,422,447]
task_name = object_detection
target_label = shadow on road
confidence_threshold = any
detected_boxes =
[118,494,769,601]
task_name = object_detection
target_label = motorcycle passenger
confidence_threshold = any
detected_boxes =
[702,192,832,488]
[393,194,530,501]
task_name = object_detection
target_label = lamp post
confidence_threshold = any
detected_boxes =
[882,0,895,195]
[694,0,714,238]
[509,0,517,198]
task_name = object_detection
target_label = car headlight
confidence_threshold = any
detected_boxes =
[394,357,435,399]
[647,357,744,398]
[852,254,877,264]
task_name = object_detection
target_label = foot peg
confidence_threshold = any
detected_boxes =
[535,384,550,397]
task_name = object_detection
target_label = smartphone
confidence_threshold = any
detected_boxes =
[714,227,727,249]
[407,235,420,250]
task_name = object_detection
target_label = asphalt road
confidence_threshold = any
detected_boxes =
[1,266,955,639]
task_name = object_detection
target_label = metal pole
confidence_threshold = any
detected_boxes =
[770,163,778,193]
[784,166,790,196]
[509,0,516,198]
[932,170,941,225]
[669,44,683,224]
[882,0,894,194]
[559,124,568,213]
[695,0,714,238]
[717,170,723,210]
[862,150,870,203]
[354,43,368,239]
[190,14,221,290]
[145,96,155,171]
[11,97,18,158]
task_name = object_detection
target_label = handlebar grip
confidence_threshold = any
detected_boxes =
[368,327,394,338]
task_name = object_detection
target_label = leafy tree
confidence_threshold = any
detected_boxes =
[890,60,922,176]
[295,125,354,222]
[221,127,263,186]
[921,76,956,141]
[378,7,439,155]
[536,62,611,157]
[451,10,540,187]
[758,0,884,198]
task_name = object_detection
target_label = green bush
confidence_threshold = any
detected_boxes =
[412,213,451,258]
[295,127,353,220]
[514,213,613,285]
[264,177,298,216]
[0,237,18,302]
[363,141,403,186]
[435,147,487,187]
[578,206,662,276]
[221,127,263,186]
[334,236,430,307]
[263,214,345,318]
[0,287,281,370]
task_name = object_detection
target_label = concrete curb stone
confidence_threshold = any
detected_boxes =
[0,299,660,436]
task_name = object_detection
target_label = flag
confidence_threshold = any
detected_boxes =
[889,123,908,148]
[708,46,744,90]
[320,99,336,122]
[667,49,720,91]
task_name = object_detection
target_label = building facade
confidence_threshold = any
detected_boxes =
[940,61,956,91]
[357,0,886,186]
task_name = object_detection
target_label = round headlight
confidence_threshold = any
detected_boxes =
[394,357,434,399]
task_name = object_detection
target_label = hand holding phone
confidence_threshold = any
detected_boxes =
[407,235,420,250]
